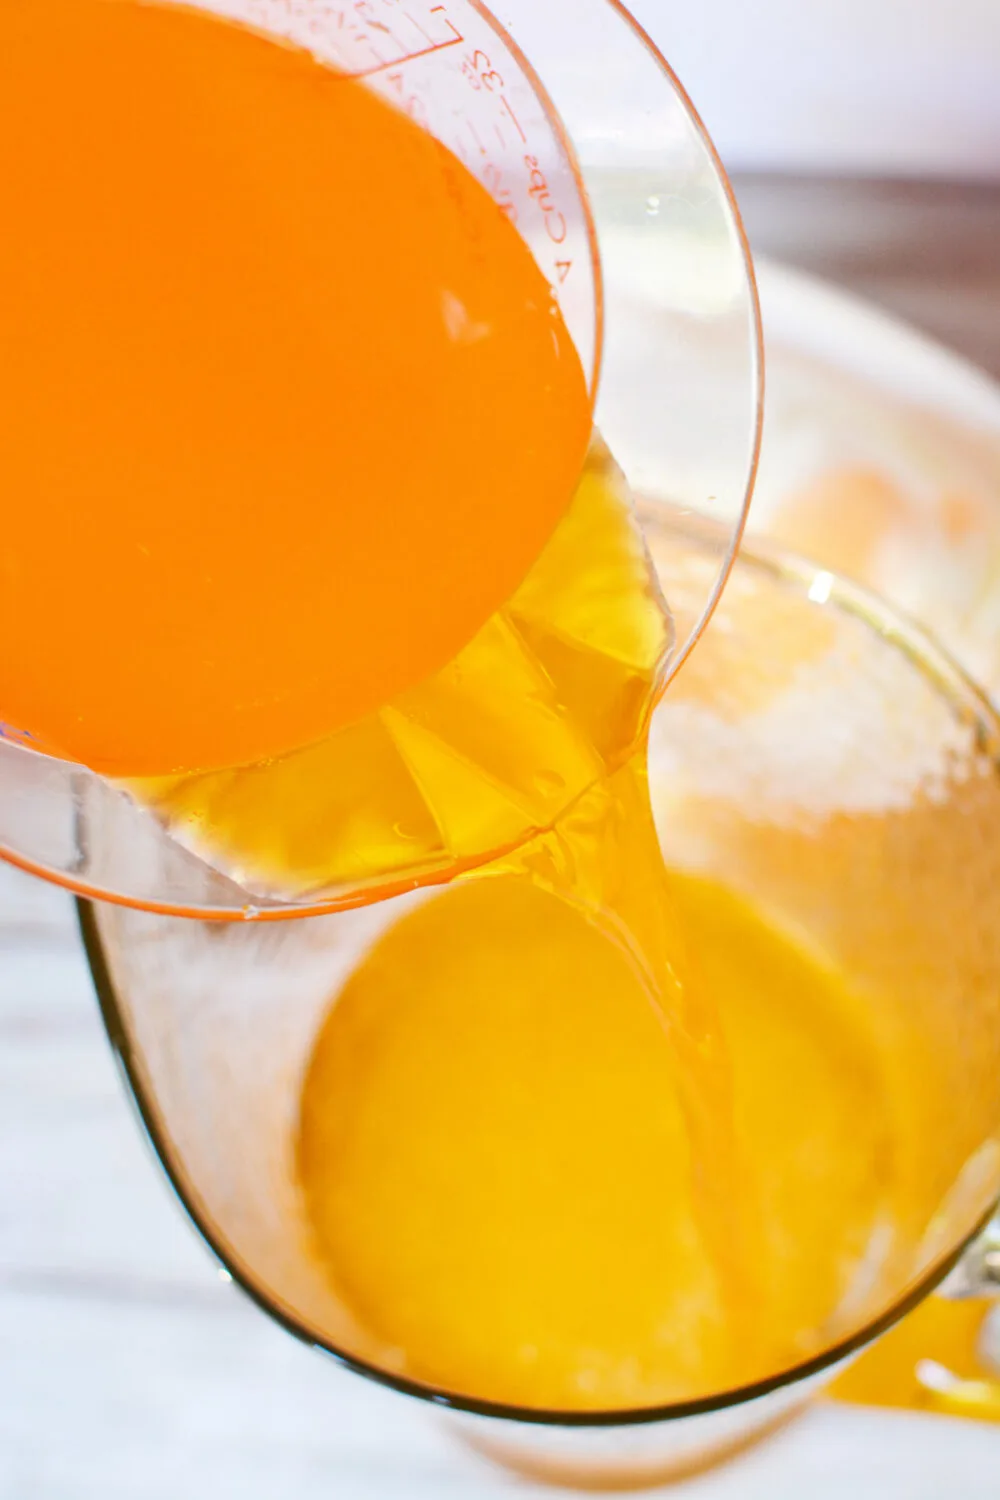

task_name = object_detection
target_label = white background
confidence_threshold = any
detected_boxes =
[624,0,1000,179]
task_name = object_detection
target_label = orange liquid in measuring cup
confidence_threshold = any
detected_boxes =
[0,0,589,776]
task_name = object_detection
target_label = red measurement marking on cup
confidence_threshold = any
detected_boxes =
[499,95,526,143]
[334,1,464,78]
[199,0,597,378]
[233,0,464,77]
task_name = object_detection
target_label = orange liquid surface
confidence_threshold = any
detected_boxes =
[0,0,589,775]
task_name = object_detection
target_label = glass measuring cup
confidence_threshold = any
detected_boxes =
[78,514,1000,1487]
[0,0,763,918]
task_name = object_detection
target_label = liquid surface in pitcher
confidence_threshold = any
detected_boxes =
[296,869,906,1409]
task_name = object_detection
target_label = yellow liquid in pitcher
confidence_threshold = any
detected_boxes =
[144,419,773,1403]
[138,428,764,1384]
[296,867,903,1408]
